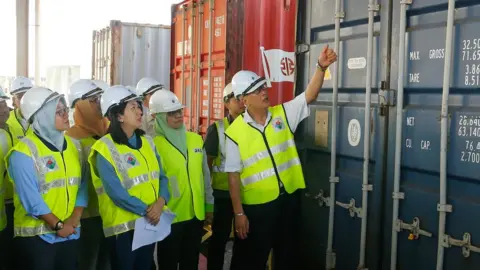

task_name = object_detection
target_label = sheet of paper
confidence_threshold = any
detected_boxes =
[132,210,176,251]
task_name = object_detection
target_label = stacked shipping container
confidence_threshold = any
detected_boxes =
[170,0,297,135]
[91,20,171,88]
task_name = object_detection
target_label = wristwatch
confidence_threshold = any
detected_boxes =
[54,220,64,231]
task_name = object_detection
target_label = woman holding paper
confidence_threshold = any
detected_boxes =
[148,89,214,270]
[87,85,170,270]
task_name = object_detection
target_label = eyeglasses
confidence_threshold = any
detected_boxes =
[56,107,69,117]
[245,84,268,96]
[167,109,183,117]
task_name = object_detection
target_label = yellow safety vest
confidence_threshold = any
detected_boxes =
[0,129,10,231]
[225,105,305,205]
[4,109,32,201]
[88,134,160,237]
[5,134,82,237]
[76,136,99,219]
[153,132,207,223]
[212,118,230,191]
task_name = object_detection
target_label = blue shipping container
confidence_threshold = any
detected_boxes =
[295,0,480,269]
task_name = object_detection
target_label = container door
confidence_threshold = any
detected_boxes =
[171,0,227,134]
[113,21,171,88]
[385,1,480,269]
[296,0,392,269]
[91,27,112,84]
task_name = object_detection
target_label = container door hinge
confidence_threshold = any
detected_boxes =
[395,217,432,240]
[392,192,405,200]
[305,189,331,207]
[336,198,362,218]
[379,81,396,106]
[330,176,339,183]
[326,251,336,269]
[442,233,480,258]
[437,203,453,213]
[296,43,310,54]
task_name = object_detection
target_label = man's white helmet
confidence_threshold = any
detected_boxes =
[11,76,34,95]
[20,87,63,121]
[231,70,267,98]
[67,79,103,108]
[0,87,10,101]
[149,89,185,114]
[93,80,110,91]
[100,85,139,116]
[136,77,164,97]
[223,83,234,101]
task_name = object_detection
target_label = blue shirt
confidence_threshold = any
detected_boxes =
[95,134,170,216]
[8,140,89,244]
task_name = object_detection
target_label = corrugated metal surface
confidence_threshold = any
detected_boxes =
[296,0,480,269]
[92,20,171,87]
[171,0,297,135]
[385,1,480,269]
[296,0,388,269]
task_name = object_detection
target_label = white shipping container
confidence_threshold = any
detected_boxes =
[92,20,171,88]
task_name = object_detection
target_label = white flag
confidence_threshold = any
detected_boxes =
[260,46,295,87]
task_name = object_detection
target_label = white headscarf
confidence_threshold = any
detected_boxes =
[31,96,66,151]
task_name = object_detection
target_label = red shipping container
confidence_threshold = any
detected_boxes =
[171,0,297,135]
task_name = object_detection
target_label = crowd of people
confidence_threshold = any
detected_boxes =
[0,45,337,270]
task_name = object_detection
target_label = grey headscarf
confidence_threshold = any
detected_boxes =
[31,96,66,151]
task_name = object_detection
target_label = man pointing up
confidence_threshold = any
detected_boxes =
[225,45,337,270]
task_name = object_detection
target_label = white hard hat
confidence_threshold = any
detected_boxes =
[20,87,63,121]
[231,70,267,98]
[223,83,234,101]
[149,89,185,114]
[136,77,164,97]
[67,79,103,108]
[100,85,139,116]
[93,80,110,91]
[11,76,34,95]
[0,87,10,101]
[126,85,136,92]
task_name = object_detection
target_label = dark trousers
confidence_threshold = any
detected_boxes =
[108,230,155,270]
[16,236,78,270]
[0,203,15,270]
[208,196,234,270]
[78,216,111,270]
[156,218,204,270]
[230,190,301,270]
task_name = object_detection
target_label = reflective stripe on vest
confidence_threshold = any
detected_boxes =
[96,136,159,194]
[225,105,305,205]
[22,138,82,194]
[89,134,160,237]
[211,118,230,191]
[4,110,31,201]
[8,135,82,237]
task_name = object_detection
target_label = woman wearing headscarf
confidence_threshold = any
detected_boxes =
[65,79,110,270]
[149,89,214,270]
[88,85,170,270]
[5,87,88,270]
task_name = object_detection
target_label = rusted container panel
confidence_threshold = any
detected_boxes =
[92,20,171,87]
[171,0,297,135]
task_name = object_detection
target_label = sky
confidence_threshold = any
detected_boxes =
[0,0,183,78]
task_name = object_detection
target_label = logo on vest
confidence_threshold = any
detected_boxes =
[127,155,136,166]
[46,159,56,170]
[17,136,24,139]
[194,148,202,153]
[272,117,285,131]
